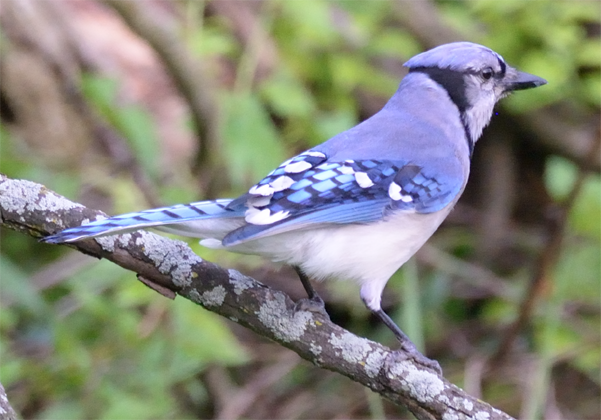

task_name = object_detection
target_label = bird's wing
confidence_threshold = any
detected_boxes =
[222,150,463,246]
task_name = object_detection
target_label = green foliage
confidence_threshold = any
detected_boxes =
[221,91,288,189]
[81,75,161,180]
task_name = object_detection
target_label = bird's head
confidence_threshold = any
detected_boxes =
[404,42,547,150]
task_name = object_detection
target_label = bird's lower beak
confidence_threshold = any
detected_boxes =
[505,70,547,92]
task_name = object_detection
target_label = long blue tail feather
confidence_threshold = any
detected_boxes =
[43,199,242,243]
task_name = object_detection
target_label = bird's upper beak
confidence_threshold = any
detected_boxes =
[504,70,547,92]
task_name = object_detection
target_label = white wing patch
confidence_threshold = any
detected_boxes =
[249,184,275,196]
[270,175,295,192]
[305,151,326,158]
[354,172,374,188]
[284,160,313,174]
[339,165,355,175]
[243,149,327,226]
[388,182,402,200]
[247,195,271,207]
[388,182,413,202]
[245,208,290,225]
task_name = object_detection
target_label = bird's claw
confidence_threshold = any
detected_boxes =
[294,295,330,319]
[397,342,442,375]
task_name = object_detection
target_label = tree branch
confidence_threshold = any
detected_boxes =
[0,382,18,420]
[0,174,514,420]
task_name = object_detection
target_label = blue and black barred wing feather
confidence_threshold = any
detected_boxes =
[222,150,463,246]
[42,199,242,243]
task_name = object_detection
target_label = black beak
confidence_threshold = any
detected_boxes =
[505,70,547,92]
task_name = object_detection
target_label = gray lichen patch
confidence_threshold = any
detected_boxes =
[364,348,388,378]
[95,233,130,253]
[328,332,387,377]
[135,231,202,287]
[228,269,256,295]
[329,331,371,363]
[256,293,312,342]
[309,342,322,356]
[388,360,444,403]
[0,178,83,219]
[192,285,226,307]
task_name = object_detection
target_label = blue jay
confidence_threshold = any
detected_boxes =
[44,42,546,370]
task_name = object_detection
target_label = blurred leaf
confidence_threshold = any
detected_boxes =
[314,109,356,141]
[279,1,338,47]
[98,389,173,420]
[545,156,577,201]
[81,74,160,180]
[0,256,48,315]
[569,176,601,239]
[260,69,316,117]
[576,38,601,67]
[581,72,601,107]
[80,75,119,109]
[221,91,288,188]
[368,29,421,59]
[173,300,248,368]
[117,108,160,179]
[36,400,86,420]
[187,20,238,58]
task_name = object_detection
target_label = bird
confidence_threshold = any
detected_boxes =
[43,42,546,371]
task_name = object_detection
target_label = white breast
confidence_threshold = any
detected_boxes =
[223,208,452,310]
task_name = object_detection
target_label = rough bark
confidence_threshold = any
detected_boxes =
[0,383,18,420]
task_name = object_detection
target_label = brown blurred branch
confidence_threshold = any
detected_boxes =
[491,134,601,365]
[0,174,514,420]
[0,383,18,420]
[394,0,463,47]
[103,0,222,193]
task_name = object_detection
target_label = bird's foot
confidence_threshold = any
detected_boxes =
[294,295,330,319]
[396,340,442,375]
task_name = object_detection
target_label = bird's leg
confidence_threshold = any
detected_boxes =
[293,266,329,317]
[373,308,442,374]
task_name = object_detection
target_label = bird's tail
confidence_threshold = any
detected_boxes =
[42,199,245,243]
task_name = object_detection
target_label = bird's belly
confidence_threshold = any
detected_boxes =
[228,209,451,284]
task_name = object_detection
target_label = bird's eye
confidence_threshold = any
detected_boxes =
[481,68,494,80]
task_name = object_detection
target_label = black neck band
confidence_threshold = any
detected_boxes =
[410,67,474,158]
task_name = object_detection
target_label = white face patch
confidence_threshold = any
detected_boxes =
[269,175,295,192]
[354,172,374,188]
[249,184,275,196]
[284,160,312,174]
[245,208,290,225]
[462,73,502,142]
